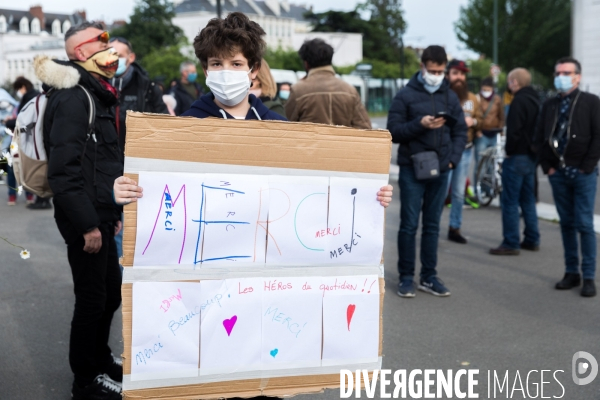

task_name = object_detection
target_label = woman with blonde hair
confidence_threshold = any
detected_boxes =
[250,59,286,117]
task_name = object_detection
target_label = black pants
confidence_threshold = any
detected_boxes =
[66,222,122,387]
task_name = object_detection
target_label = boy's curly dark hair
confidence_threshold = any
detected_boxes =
[193,12,266,71]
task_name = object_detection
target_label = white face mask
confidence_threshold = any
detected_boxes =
[16,90,23,99]
[422,69,444,87]
[206,69,253,107]
[481,90,493,98]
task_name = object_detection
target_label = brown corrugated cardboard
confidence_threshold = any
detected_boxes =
[122,112,391,399]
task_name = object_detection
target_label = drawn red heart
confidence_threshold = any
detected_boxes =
[347,304,356,331]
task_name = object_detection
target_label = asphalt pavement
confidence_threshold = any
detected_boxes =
[1,116,599,399]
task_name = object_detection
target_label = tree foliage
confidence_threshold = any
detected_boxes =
[455,0,570,77]
[110,0,185,61]
[305,0,407,65]
[264,47,304,71]
[468,58,507,89]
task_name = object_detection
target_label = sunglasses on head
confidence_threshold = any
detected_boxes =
[74,31,110,51]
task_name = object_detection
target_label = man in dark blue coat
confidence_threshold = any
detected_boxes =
[387,45,467,298]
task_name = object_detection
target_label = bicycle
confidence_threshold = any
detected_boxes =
[474,133,505,206]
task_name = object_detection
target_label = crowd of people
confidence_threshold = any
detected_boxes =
[388,46,598,300]
[1,10,598,400]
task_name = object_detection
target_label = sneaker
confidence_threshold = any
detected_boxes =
[25,194,35,205]
[489,246,520,255]
[397,280,416,298]
[555,273,581,290]
[7,194,16,206]
[520,242,540,251]
[418,277,451,297]
[71,374,121,400]
[448,228,467,244]
[581,279,596,297]
[104,354,123,382]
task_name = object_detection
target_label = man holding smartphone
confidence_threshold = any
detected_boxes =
[387,45,467,298]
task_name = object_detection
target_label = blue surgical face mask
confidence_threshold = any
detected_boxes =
[115,58,127,77]
[279,90,290,100]
[554,75,573,93]
[187,72,198,82]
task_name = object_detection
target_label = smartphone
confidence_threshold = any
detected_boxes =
[434,111,457,128]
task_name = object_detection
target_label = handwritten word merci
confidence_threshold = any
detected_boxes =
[264,306,307,338]
[164,192,175,231]
[135,337,164,366]
[319,279,357,295]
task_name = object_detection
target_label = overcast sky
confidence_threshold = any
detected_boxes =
[13,0,478,59]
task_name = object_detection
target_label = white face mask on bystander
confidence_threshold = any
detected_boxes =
[205,69,253,107]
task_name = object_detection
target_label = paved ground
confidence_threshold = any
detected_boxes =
[1,116,599,399]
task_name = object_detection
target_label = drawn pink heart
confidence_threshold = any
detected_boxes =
[223,315,237,336]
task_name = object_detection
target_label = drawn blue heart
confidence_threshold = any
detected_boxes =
[270,348,278,358]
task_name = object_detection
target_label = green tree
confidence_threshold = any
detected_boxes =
[110,0,185,61]
[467,58,507,89]
[142,45,191,84]
[305,0,407,65]
[264,47,304,71]
[455,0,570,80]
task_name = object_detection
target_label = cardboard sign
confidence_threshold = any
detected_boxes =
[121,112,391,399]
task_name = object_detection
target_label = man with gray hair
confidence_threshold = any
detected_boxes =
[35,21,123,399]
[490,68,540,256]
[171,60,202,115]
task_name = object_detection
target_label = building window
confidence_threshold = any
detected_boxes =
[52,19,61,36]
[20,17,29,33]
[62,20,71,34]
[0,15,6,33]
[31,18,40,34]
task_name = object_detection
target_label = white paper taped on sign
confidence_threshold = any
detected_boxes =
[133,171,387,267]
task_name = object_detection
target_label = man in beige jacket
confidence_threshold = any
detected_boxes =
[285,39,372,129]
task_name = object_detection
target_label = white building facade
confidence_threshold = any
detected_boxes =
[572,0,600,95]
[173,0,362,67]
[0,7,85,88]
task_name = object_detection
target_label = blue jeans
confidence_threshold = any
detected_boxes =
[114,213,124,259]
[447,147,473,229]
[500,155,540,249]
[398,166,450,281]
[473,135,497,183]
[548,168,598,279]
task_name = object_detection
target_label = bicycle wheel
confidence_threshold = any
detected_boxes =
[475,154,496,206]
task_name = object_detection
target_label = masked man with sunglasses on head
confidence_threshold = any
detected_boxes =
[537,57,600,297]
[34,21,124,399]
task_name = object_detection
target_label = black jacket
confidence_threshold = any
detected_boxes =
[505,86,540,157]
[387,72,467,172]
[171,80,203,116]
[537,89,600,174]
[37,58,123,245]
[110,62,168,151]
[5,88,40,131]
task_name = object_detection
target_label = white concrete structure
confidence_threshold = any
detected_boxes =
[0,7,85,87]
[173,0,363,67]
[173,0,310,50]
[572,0,600,95]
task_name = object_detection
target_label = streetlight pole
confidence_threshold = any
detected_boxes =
[216,0,222,19]
[493,0,498,65]
[400,36,405,88]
